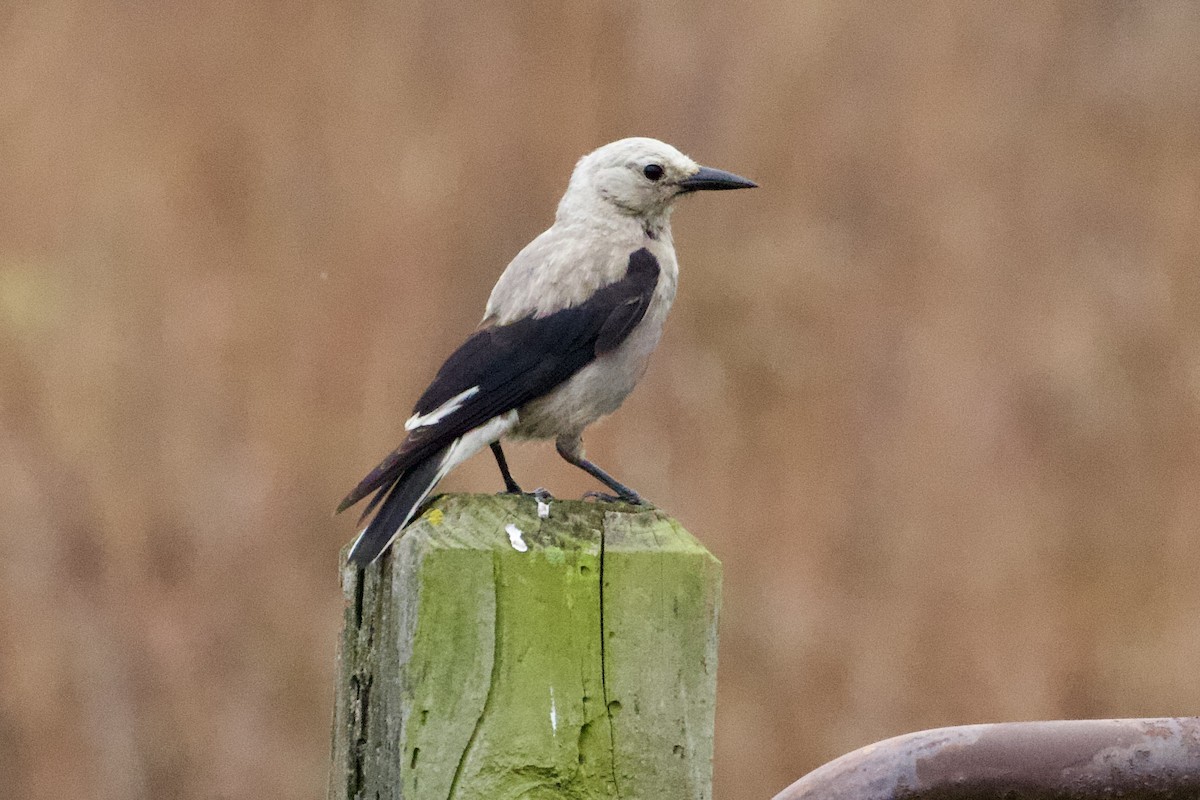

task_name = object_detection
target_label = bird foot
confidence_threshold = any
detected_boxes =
[583,490,645,505]
[499,487,555,501]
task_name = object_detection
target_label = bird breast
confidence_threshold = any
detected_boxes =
[508,239,678,441]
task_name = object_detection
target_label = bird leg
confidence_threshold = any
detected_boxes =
[555,435,644,505]
[490,442,555,503]
[490,441,524,494]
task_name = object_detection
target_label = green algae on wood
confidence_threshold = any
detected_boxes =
[328,493,722,800]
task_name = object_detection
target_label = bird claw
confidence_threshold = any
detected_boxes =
[504,484,559,496]
[583,490,645,505]
[498,487,554,501]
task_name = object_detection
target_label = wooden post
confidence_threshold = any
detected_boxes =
[328,493,722,800]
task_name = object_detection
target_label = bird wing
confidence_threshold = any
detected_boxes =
[336,247,661,515]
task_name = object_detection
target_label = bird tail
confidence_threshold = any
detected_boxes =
[346,445,449,567]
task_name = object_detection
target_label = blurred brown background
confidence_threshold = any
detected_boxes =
[3,2,1200,798]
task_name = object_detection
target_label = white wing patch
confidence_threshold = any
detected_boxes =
[405,386,480,431]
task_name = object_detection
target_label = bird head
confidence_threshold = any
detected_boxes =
[558,137,756,227]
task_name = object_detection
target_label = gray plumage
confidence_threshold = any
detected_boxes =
[339,137,755,565]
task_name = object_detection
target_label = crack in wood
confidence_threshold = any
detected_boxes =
[599,522,622,799]
[348,672,372,798]
[445,552,501,800]
[353,566,366,629]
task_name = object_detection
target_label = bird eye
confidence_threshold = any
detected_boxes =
[643,164,665,181]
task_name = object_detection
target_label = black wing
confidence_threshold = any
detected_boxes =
[337,247,660,514]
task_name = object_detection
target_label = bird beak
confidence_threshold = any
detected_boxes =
[677,165,758,193]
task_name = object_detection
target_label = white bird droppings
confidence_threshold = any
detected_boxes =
[505,523,528,552]
[550,687,558,732]
[537,497,551,518]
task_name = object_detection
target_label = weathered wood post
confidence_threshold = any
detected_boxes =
[328,493,721,800]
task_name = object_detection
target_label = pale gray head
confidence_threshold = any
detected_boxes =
[556,137,756,226]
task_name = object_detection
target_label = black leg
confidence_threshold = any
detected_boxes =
[490,442,523,494]
[554,436,644,504]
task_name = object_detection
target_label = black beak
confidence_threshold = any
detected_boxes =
[677,165,758,193]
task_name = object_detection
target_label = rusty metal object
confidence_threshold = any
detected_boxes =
[773,717,1200,799]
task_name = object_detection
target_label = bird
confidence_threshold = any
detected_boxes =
[337,137,756,565]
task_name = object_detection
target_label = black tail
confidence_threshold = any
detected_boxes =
[346,446,448,566]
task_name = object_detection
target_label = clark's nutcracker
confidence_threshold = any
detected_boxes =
[338,137,755,565]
